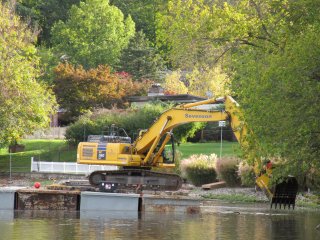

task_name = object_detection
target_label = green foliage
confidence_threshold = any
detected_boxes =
[176,142,240,159]
[234,22,320,178]
[172,149,183,175]
[174,122,205,143]
[163,70,188,95]
[66,103,170,143]
[118,31,165,81]
[51,0,135,69]
[237,161,255,187]
[306,168,320,191]
[215,157,241,187]
[201,193,267,203]
[0,2,56,147]
[180,154,217,186]
[157,0,320,181]
[296,193,320,209]
[0,139,76,172]
[66,102,204,144]
[111,0,167,44]
[186,65,231,98]
[0,140,238,173]
[37,46,60,84]
[16,0,81,46]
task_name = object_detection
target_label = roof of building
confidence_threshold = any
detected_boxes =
[127,94,207,103]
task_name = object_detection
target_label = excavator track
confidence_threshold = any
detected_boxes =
[89,169,183,192]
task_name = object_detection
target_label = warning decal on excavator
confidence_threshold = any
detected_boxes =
[97,144,107,160]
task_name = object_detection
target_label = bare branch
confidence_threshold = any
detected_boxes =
[256,36,279,46]
[213,45,234,64]
[238,39,262,48]
[249,0,272,38]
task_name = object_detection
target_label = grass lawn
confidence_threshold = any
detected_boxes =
[0,139,76,172]
[176,141,240,159]
[0,139,239,172]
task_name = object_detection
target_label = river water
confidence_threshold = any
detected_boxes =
[0,203,319,240]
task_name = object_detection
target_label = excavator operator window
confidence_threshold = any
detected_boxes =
[163,135,175,164]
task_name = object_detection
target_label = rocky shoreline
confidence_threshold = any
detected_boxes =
[1,174,318,209]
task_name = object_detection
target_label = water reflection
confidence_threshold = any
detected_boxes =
[0,205,319,240]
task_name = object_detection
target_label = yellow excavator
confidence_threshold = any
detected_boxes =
[77,96,298,209]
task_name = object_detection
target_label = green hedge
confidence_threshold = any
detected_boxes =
[238,161,256,187]
[65,103,206,144]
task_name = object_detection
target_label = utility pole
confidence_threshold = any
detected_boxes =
[9,150,12,183]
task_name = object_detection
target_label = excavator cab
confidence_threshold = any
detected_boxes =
[161,134,176,164]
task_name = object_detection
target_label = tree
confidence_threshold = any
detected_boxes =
[118,31,165,81]
[15,0,81,46]
[186,65,231,97]
[53,63,150,122]
[156,0,214,69]
[163,70,188,95]
[0,2,56,147]
[111,0,167,45]
[156,0,320,181]
[234,24,320,178]
[51,0,135,69]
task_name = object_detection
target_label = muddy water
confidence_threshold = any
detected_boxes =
[0,204,319,240]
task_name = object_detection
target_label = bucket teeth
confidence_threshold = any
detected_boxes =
[270,177,298,209]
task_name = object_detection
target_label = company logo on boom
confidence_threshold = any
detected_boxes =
[185,114,212,119]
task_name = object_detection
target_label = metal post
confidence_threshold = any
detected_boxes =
[83,125,86,141]
[218,121,226,160]
[9,150,12,181]
[220,126,223,160]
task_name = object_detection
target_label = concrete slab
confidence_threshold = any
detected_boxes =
[80,192,140,211]
[142,195,200,213]
[0,187,25,210]
[0,191,15,210]
[80,210,138,220]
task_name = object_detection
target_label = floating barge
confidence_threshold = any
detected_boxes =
[0,187,200,213]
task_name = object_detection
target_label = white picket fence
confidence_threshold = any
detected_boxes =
[26,127,67,139]
[30,157,117,174]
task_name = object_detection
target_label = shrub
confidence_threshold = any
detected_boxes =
[180,154,217,186]
[215,157,241,187]
[173,150,183,175]
[65,114,98,145]
[306,168,320,191]
[238,161,256,187]
[66,102,206,144]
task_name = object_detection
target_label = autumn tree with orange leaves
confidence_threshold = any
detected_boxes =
[53,63,150,122]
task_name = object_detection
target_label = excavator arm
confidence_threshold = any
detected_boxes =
[132,96,248,168]
[225,96,298,209]
[134,108,228,164]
